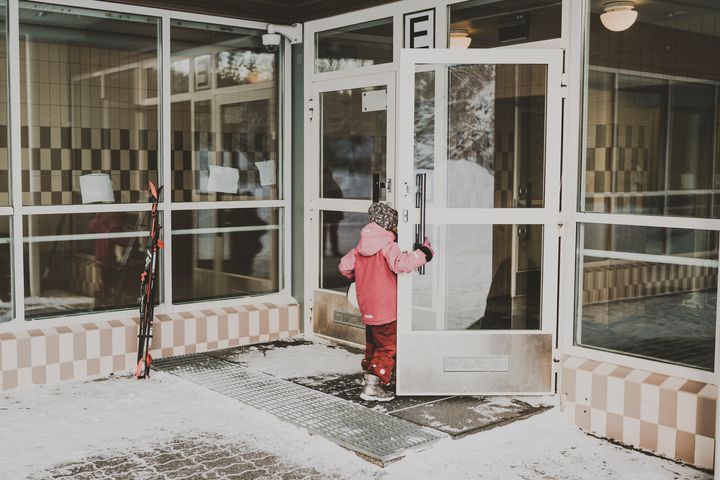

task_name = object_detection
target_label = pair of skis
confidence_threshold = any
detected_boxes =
[136,181,163,379]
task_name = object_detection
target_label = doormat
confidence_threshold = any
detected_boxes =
[153,354,445,464]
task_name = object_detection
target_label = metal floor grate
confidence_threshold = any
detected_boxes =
[154,354,445,463]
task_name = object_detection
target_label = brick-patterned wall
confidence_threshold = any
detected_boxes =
[0,301,300,390]
[583,261,718,305]
[561,355,716,469]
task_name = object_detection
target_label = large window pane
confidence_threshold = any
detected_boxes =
[170,21,280,202]
[0,216,10,322]
[321,86,387,201]
[411,224,543,331]
[19,2,159,206]
[0,2,7,206]
[583,2,720,218]
[315,18,393,73]
[414,63,547,208]
[450,0,561,48]
[172,208,281,303]
[320,211,367,292]
[577,224,718,370]
[23,212,152,319]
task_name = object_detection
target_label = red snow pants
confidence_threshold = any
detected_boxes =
[361,321,397,385]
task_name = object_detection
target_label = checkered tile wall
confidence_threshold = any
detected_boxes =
[0,301,300,391]
[561,355,716,469]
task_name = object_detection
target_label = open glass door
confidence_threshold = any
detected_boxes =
[396,48,563,395]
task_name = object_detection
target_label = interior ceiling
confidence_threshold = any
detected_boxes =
[99,0,402,24]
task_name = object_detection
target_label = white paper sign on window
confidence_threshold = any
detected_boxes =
[255,160,277,186]
[79,173,115,204]
[207,165,239,194]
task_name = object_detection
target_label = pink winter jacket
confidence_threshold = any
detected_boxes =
[338,222,430,326]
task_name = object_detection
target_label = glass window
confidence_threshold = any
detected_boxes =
[0,216,10,322]
[315,18,393,73]
[450,0,561,49]
[320,86,387,201]
[19,2,159,206]
[170,21,280,202]
[0,2,7,206]
[171,208,282,303]
[577,224,717,370]
[22,212,152,319]
[411,224,543,331]
[320,211,367,292]
[583,2,720,218]
[413,63,547,208]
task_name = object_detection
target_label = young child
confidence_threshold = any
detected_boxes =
[339,202,433,401]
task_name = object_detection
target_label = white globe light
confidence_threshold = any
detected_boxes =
[449,29,472,49]
[600,1,638,32]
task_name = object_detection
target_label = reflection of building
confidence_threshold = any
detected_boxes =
[0,0,718,473]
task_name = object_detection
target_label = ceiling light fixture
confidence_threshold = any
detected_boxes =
[449,29,471,49]
[600,1,638,32]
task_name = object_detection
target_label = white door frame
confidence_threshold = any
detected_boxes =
[396,47,564,395]
[304,72,396,331]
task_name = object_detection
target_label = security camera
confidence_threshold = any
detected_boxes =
[262,23,303,52]
[262,33,282,52]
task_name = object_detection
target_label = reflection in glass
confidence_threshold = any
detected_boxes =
[0,216,10,322]
[315,18,393,73]
[170,21,279,202]
[450,0,561,48]
[412,224,542,331]
[321,86,387,201]
[414,64,547,208]
[320,211,368,292]
[584,3,720,218]
[19,3,159,205]
[172,208,281,303]
[22,212,151,319]
[577,224,718,370]
[0,3,7,206]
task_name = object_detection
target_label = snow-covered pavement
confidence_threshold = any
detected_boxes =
[0,340,712,480]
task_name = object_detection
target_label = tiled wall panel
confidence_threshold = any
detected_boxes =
[0,302,300,390]
[561,355,716,469]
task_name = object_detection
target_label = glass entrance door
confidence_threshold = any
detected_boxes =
[396,49,563,395]
[309,73,395,344]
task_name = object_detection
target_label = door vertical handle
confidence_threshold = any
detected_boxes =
[415,173,427,275]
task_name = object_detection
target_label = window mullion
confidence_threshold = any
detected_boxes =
[8,0,24,324]
[161,15,172,308]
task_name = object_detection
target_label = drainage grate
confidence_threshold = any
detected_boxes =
[333,310,364,328]
[154,354,445,463]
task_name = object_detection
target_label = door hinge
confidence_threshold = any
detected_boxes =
[386,178,392,193]
[557,214,565,237]
[402,209,409,223]
[560,73,568,99]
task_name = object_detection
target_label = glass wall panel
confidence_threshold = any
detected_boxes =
[583,2,720,218]
[0,2,7,206]
[0,216,10,322]
[411,224,543,331]
[22,212,151,319]
[315,18,393,73]
[450,0,561,49]
[19,2,159,205]
[172,208,281,303]
[577,224,718,370]
[320,86,387,201]
[170,21,280,202]
[320,211,367,292]
[414,63,547,208]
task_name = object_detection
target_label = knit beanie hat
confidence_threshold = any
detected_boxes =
[368,202,398,230]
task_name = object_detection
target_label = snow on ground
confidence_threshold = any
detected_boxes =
[222,341,361,379]
[0,341,712,480]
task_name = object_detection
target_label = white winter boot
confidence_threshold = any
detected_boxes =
[360,373,395,402]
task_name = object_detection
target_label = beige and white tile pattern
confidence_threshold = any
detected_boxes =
[561,355,716,469]
[0,302,300,391]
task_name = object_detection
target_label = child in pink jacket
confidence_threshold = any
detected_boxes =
[339,202,433,401]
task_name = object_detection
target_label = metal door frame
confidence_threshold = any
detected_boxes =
[396,47,563,395]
